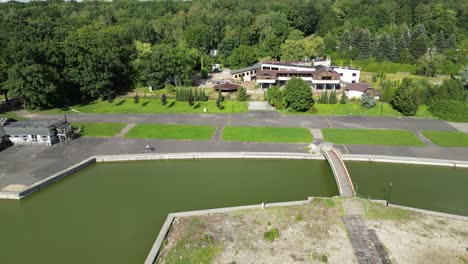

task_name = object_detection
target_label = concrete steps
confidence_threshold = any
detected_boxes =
[344,199,365,216]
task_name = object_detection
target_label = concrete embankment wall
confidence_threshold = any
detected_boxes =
[144,197,317,264]
[1,152,468,200]
[342,154,468,168]
[0,157,96,200]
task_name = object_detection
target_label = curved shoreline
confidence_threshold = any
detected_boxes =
[1,152,467,200]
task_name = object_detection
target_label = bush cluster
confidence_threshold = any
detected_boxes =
[428,100,468,122]
[175,88,208,102]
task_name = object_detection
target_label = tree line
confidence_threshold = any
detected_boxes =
[0,0,466,109]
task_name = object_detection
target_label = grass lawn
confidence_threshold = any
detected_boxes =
[72,122,127,137]
[0,112,29,121]
[281,102,431,118]
[421,131,468,147]
[124,124,216,140]
[222,126,312,143]
[322,128,425,146]
[38,98,247,114]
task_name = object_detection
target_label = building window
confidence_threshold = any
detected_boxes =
[340,73,343,76]
[352,73,357,76]
[352,80,356,83]
[32,135,38,142]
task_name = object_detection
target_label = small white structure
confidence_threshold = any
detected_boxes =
[331,66,360,84]
[345,82,381,100]
[2,120,72,146]
[313,57,331,68]
[209,49,218,57]
[211,64,221,72]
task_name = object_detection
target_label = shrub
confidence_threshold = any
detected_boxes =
[266,86,283,108]
[329,90,337,104]
[217,89,224,102]
[237,86,248,101]
[340,93,347,104]
[263,228,280,242]
[391,78,420,116]
[283,78,314,112]
[188,94,194,106]
[165,84,176,93]
[133,95,139,104]
[361,91,376,108]
[201,68,209,78]
[319,91,329,104]
[428,99,468,122]
[216,99,224,110]
[161,94,167,105]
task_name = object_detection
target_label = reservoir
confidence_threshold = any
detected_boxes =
[0,159,466,264]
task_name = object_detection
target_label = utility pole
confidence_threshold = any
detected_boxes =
[386,182,393,207]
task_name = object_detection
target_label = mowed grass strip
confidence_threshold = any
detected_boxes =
[322,128,425,146]
[222,126,312,143]
[421,131,468,147]
[72,122,126,137]
[39,99,247,114]
[124,124,216,140]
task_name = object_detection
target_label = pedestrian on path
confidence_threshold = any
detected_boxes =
[146,144,150,151]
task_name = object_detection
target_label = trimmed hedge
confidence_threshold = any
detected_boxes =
[428,99,468,122]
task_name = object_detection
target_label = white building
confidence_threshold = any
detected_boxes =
[231,61,341,90]
[331,66,360,84]
[230,60,361,90]
[2,120,72,146]
[345,82,381,100]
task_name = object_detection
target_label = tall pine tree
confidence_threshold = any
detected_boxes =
[357,29,371,59]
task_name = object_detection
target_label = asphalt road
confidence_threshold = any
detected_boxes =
[34,112,457,132]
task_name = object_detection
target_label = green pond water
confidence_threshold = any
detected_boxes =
[0,159,466,264]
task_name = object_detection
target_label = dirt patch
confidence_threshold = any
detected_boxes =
[2,184,27,192]
[367,210,468,264]
[158,199,356,263]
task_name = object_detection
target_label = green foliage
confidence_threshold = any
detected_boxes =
[266,86,283,108]
[0,0,465,109]
[391,78,420,116]
[263,228,280,242]
[340,93,347,104]
[283,78,314,112]
[124,124,216,140]
[328,90,337,104]
[318,91,329,104]
[361,91,376,108]
[237,87,248,101]
[322,128,425,146]
[428,100,468,122]
[222,126,312,143]
[217,89,224,103]
[422,131,468,147]
[161,94,167,106]
[72,123,126,138]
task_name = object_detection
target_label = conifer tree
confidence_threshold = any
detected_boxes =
[357,29,371,59]
[433,31,446,51]
[340,93,347,104]
[339,30,353,52]
[447,34,456,49]
[329,90,337,104]
[194,88,199,101]
[410,33,429,59]
[161,93,167,105]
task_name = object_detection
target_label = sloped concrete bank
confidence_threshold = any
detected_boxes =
[1,152,467,200]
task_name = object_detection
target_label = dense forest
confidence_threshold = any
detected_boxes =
[0,0,466,109]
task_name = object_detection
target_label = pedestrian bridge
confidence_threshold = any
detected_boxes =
[321,147,355,197]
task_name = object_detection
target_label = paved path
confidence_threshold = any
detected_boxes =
[34,112,458,132]
[322,148,354,197]
[342,215,391,264]
[115,123,135,137]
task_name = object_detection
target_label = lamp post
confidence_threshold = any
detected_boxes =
[386,182,393,207]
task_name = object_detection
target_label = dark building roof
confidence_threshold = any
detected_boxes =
[214,83,240,92]
[2,120,69,136]
[345,82,372,92]
[345,82,381,96]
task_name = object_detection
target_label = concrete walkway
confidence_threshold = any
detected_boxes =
[115,123,135,137]
[32,112,458,132]
[322,148,354,197]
